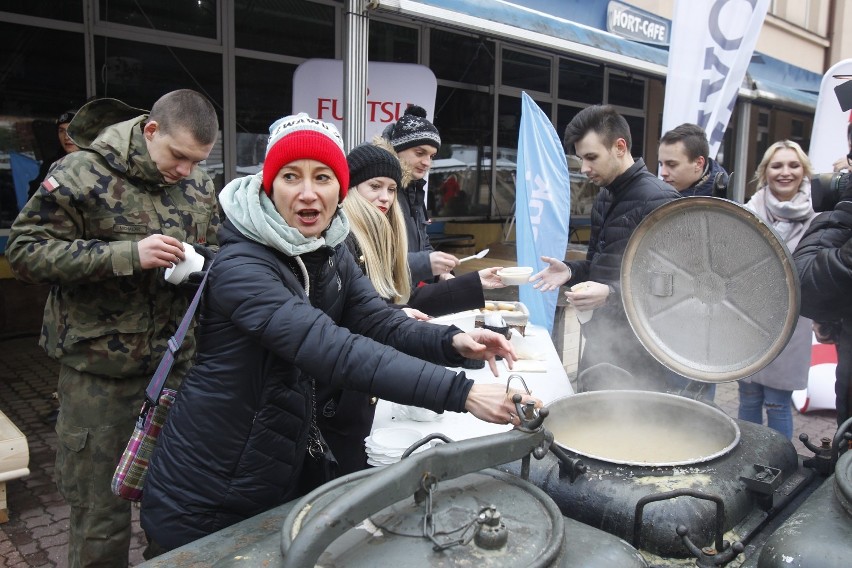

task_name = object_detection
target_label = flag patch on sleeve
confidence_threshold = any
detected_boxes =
[42,176,60,192]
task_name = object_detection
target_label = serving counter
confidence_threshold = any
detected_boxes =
[371,323,574,442]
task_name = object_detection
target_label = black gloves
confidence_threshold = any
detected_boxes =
[182,244,216,289]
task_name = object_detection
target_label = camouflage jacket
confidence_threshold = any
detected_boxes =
[6,98,220,379]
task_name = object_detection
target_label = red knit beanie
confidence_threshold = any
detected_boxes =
[262,113,349,200]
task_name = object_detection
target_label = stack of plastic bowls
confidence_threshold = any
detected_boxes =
[364,427,429,467]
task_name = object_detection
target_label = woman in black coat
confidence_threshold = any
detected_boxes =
[140,114,534,555]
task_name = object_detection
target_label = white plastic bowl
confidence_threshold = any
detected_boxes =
[497,266,533,286]
[428,310,478,332]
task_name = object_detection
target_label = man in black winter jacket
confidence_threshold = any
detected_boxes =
[531,105,680,391]
[793,181,852,426]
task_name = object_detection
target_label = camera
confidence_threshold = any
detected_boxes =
[810,170,852,212]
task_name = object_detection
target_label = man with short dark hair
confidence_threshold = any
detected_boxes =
[658,123,729,197]
[531,105,680,391]
[6,89,220,568]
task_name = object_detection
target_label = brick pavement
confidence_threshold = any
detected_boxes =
[0,336,147,568]
[0,332,841,567]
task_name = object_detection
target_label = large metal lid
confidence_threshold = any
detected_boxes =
[281,469,565,567]
[621,197,799,383]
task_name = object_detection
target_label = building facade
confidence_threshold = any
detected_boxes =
[0,0,848,236]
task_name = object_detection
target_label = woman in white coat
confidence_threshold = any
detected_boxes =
[740,140,816,439]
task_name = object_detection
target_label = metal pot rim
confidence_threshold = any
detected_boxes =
[545,390,741,467]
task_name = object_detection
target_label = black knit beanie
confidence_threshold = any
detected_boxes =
[383,105,441,153]
[347,143,403,189]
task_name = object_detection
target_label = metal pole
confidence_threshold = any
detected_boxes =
[732,101,752,204]
[343,0,372,152]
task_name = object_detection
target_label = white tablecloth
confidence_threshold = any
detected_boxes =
[371,324,574,442]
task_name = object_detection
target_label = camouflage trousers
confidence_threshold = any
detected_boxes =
[55,365,148,568]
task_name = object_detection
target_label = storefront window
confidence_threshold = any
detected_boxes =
[556,105,597,219]
[236,0,334,58]
[0,23,87,223]
[556,104,581,148]
[235,57,297,174]
[559,58,603,104]
[623,114,645,159]
[99,0,217,39]
[1,1,83,21]
[0,24,86,119]
[370,20,418,63]
[608,72,645,109]
[429,87,494,218]
[430,30,494,86]
[502,49,550,93]
[94,37,224,186]
[491,95,551,218]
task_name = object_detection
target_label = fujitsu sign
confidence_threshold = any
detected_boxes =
[293,59,438,143]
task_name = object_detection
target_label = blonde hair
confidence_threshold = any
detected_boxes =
[343,188,411,304]
[753,140,813,187]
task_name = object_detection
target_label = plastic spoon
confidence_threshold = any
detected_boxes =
[458,248,490,263]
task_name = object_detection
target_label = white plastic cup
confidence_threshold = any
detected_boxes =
[164,242,204,284]
[569,283,594,324]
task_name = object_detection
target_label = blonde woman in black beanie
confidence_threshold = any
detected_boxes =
[344,139,507,316]
[321,140,508,474]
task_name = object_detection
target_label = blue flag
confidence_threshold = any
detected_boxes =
[515,92,571,333]
[10,152,39,210]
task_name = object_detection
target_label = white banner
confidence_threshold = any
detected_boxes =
[662,0,770,157]
[809,59,852,173]
[292,59,437,144]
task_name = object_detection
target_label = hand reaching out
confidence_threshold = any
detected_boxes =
[530,256,571,291]
[478,267,506,289]
[451,328,517,376]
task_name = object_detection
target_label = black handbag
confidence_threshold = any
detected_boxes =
[297,378,339,494]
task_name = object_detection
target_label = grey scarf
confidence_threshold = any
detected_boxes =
[218,172,350,257]
[745,179,815,251]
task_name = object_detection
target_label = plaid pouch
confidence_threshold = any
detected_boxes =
[111,388,176,502]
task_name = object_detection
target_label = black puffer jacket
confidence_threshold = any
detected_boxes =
[141,220,472,550]
[566,159,680,305]
[681,157,729,198]
[565,159,680,390]
[399,178,435,283]
[793,202,852,423]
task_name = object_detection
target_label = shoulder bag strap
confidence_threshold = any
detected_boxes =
[144,268,211,404]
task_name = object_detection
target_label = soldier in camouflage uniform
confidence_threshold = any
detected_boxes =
[5,89,220,568]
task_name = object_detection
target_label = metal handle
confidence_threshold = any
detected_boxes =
[280,428,549,567]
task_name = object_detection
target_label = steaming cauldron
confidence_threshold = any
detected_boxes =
[502,392,807,559]
[500,198,813,562]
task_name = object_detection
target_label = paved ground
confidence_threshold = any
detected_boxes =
[0,328,841,567]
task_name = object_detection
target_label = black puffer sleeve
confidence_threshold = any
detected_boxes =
[794,203,852,321]
[212,245,472,413]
